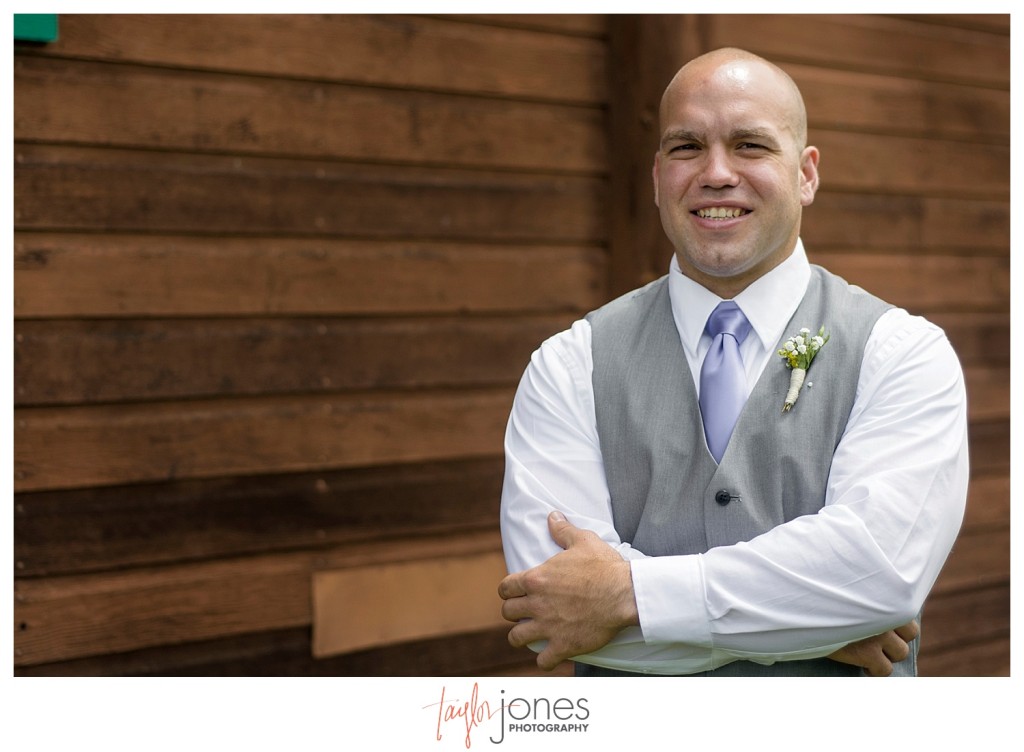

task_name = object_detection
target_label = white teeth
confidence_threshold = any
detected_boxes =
[697,207,746,219]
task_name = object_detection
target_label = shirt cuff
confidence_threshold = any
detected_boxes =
[631,554,712,647]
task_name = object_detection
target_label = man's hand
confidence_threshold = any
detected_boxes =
[827,620,920,676]
[498,511,639,671]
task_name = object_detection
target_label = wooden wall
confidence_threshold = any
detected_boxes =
[608,14,1010,677]
[13,13,610,676]
[14,14,1009,677]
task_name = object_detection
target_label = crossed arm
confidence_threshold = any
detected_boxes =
[499,511,920,676]
[497,312,967,676]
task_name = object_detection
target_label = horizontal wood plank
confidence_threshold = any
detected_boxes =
[887,14,1011,35]
[787,63,1009,142]
[13,144,607,242]
[963,474,1010,530]
[14,234,606,318]
[313,550,507,656]
[14,315,569,405]
[14,389,513,492]
[811,130,1007,200]
[965,419,1009,476]
[802,193,1008,254]
[961,367,1009,422]
[932,526,1009,593]
[919,635,1010,677]
[927,312,1009,366]
[15,550,311,666]
[14,458,504,577]
[14,625,534,677]
[14,530,501,666]
[810,251,1009,313]
[14,56,607,173]
[20,14,609,104]
[447,14,608,37]
[707,14,1010,87]
[919,581,1009,654]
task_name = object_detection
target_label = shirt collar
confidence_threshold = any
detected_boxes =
[668,239,811,360]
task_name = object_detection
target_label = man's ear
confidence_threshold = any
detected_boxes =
[799,146,820,207]
[652,152,661,208]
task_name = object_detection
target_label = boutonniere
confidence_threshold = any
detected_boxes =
[777,326,830,412]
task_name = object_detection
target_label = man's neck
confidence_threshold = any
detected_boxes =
[673,241,799,299]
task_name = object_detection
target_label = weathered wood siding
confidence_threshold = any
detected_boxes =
[14,13,610,675]
[608,14,1010,677]
[14,14,1008,676]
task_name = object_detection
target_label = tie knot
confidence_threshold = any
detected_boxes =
[705,301,751,343]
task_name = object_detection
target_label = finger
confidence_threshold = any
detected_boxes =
[546,510,579,550]
[500,596,533,624]
[536,643,570,672]
[847,638,894,677]
[880,631,910,663]
[895,620,920,642]
[507,619,545,649]
[497,573,527,601]
[865,657,894,678]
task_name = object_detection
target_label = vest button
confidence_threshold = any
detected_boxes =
[715,489,731,505]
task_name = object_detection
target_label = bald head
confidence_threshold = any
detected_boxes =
[651,46,820,297]
[660,48,808,149]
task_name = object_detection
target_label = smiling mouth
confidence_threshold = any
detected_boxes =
[694,207,750,220]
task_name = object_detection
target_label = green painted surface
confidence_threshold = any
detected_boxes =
[14,14,59,43]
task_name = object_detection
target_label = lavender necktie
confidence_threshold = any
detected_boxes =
[699,301,752,463]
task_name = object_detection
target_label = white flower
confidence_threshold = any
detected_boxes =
[777,324,831,412]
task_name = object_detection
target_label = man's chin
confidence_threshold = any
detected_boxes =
[676,255,763,293]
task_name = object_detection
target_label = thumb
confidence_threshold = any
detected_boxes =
[547,510,579,550]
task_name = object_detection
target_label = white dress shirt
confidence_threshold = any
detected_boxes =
[499,241,969,674]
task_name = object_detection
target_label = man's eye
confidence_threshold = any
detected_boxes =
[669,143,699,153]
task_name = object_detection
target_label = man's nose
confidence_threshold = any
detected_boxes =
[699,146,739,188]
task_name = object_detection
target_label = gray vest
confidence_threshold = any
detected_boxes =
[580,266,915,676]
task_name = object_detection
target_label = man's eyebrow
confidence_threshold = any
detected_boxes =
[731,128,781,144]
[660,129,701,147]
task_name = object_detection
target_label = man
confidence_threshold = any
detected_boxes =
[497,48,968,676]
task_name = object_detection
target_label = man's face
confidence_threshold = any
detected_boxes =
[653,59,819,297]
